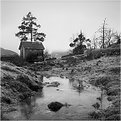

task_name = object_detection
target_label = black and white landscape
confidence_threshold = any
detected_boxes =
[1,0,120,120]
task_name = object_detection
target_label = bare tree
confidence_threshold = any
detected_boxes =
[95,18,118,48]
[102,18,107,48]
[97,18,108,48]
[105,29,115,47]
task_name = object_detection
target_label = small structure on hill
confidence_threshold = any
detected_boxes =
[19,41,45,61]
[16,12,46,62]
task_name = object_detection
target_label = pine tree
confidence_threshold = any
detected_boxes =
[15,12,46,42]
[69,31,91,54]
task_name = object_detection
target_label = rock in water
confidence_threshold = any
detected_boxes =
[92,102,100,109]
[48,102,64,112]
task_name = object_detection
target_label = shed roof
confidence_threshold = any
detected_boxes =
[19,41,45,50]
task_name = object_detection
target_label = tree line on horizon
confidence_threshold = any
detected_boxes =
[15,12,120,57]
[69,18,120,55]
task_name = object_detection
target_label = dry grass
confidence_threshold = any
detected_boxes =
[1,61,43,120]
[42,55,120,120]
[1,66,19,73]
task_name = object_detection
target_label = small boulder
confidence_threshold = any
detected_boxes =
[97,97,101,101]
[48,102,64,112]
[56,89,60,91]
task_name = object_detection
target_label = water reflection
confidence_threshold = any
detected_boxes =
[20,97,35,119]
[20,89,44,119]
[17,76,102,120]
[69,78,84,95]
[69,77,75,84]
[73,85,84,95]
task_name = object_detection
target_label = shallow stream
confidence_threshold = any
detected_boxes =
[7,76,110,120]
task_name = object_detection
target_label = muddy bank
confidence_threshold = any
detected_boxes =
[0,61,43,120]
[89,68,120,120]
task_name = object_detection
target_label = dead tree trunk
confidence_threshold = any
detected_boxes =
[102,18,106,48]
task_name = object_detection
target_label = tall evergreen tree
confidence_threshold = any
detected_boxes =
[69,31,91,54]
[15,12,46,42]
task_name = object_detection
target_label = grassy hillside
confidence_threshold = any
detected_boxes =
[0,48,18,57]
[0,48,27,66]
[40,54,120,120]
[0,61,43,120]
[0,44,120,120]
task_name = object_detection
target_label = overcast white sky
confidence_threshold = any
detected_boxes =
[1,0,120,54]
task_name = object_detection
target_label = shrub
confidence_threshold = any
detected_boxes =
[104,106,120,120]
[102,48,120,56]
[108,66,120,74]
[89,111,102,119]
[86,49,104,60]
[91,76,111,87]
[107,96,117,101]
[106,85,120,96]
[86,47,120,60]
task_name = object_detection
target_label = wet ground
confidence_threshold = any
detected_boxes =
[6,76,110,120]
[1,56,119,120]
